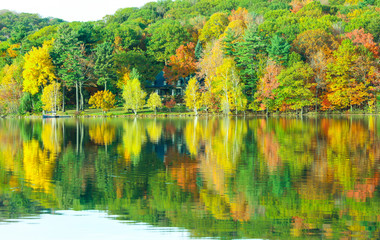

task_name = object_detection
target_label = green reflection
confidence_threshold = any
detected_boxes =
[0,117,379,239]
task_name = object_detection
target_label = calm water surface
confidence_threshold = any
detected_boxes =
[0,117,379,239]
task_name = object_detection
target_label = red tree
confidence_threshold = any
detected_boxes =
[346,29,379,57]
[164,42,197,85]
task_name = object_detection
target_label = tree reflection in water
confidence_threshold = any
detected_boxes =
[0,117,379,239]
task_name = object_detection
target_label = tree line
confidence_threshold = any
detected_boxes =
[0,0,379,115]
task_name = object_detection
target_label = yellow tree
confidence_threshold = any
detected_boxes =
[88,90,116,113]
[213,58,241,114]
[199,12,229,43]
[122,78,146,115]
[23,40,56,95]
[184,77,201,115]
[147,92,163,115]
[0,62,23,113]
[197,39,224,111]
[41,82,62,112]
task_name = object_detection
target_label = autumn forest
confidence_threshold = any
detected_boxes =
[0,0,379,115]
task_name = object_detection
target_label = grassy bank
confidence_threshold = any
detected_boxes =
[2,106,380,119]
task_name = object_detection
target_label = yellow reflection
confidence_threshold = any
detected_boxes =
[183,118,250,221]
[23,140,56,194]
[89,120,116,145]
[118,119,147,164]
[41,120,62,153]
[145,119,163,143]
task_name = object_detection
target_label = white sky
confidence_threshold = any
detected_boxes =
[1,0,156,22]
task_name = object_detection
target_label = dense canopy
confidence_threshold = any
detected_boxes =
[0,0,379,115]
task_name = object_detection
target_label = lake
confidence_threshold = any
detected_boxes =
[0,117,379,239]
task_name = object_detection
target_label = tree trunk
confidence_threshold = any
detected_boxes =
[301,107,304,115]
[315,88,318,112]
[79,82,84,111]
[62,86,65,112]
[76,80,79,112]
[105,81,107,91]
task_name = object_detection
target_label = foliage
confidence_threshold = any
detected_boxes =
[147,92,163,114]
[253,60,282,112]
[0,61,23,113]
[164,42,197,85]
[184,77,201,114]
[123,78,146,114]
[325,40,369,110]
[22,40,56,95]
[165,98,176,112]
[199,12,229,43]
[88,90,116,113]
[41,82,62,112]
[1,0,380,114]
[94,41,115,90]
[147,19,190,64]
[267,35,291,66]
[275,62,316,113]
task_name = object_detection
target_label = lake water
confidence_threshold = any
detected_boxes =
[0,117,379,239]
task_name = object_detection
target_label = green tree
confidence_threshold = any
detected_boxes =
[147,19,189,64]
[234,26,267,98]
[267,35,291,66]
[94,41,115,90]
[275,62,315,114]
[52,24,94,112]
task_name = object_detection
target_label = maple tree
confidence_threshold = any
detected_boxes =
[346,29,379,57]
[228,7,250,27]
[165,97,176,112]
[163,42,197,85]
[253,60,282,114]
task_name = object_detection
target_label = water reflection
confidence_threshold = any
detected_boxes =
[0,117,379,239]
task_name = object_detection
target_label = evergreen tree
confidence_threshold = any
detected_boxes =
[222,28,237,57]
[194,39,203,60]
[267,35,291,66]
[234,27,266,98]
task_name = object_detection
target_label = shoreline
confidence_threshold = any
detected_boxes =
[2,111,380,119]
